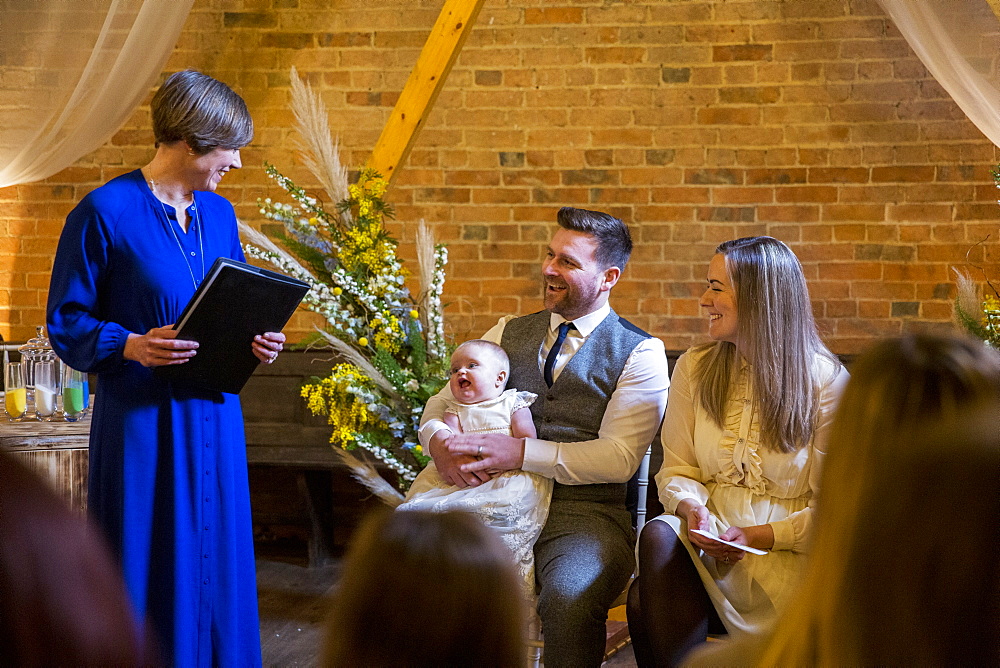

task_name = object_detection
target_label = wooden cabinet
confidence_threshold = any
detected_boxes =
[0,420,90,513]
[242,350,388,564]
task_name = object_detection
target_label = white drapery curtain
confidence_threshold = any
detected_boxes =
[879,0,1000,148]
[0,0,194,188]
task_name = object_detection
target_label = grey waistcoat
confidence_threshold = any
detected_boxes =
[501,309,651,505]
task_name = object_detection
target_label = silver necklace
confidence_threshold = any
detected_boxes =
[147,174,205,290]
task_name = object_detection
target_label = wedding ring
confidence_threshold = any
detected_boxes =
[477,445,483,457]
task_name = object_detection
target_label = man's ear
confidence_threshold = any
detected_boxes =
[601,266,621,292]
[496,369,508,387]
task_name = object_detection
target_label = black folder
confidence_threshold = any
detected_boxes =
[154,257,310,394]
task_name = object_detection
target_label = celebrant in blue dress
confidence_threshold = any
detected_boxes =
[46,70,283,667]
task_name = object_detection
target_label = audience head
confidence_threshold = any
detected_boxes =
[555,206,632,271]
[0,451,151,665]
[696,236,834,452]
[761,334,1000,666]
[322,509,526,668]
[151,69,253,153]
[448,340,510,404]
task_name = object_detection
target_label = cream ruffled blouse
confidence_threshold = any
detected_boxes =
[650,347,848,634]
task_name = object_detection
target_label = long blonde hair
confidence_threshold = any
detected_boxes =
[759,334,1000,665]
[694,236,837,453]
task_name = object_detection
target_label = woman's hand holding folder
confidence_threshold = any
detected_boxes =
[251,331,285,365]
[124,326,199,367]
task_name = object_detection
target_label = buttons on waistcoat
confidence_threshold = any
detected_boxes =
[546,394,555,401]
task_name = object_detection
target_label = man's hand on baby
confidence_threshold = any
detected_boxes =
[430,432,493,488]
[441,453,492,488]
[450,433,525,475]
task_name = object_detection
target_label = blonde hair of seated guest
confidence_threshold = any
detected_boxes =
[757,334,1000,666]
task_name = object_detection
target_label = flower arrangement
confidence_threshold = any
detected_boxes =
[953,166,1000,350]
[239,68,451,497]
[954,252,1000,350]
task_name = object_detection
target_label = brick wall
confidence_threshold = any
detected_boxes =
[1,0,998,354]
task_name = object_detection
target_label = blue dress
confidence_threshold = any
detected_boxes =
[46,170,262,667]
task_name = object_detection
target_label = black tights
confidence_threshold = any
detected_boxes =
[626,520,722,667]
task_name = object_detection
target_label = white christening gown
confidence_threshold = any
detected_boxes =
[400,389,553,598]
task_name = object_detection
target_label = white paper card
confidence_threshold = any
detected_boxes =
[691,529,768,555]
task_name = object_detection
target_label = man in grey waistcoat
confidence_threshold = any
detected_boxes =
[418,207,669,667]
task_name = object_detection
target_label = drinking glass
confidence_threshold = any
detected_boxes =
[61,364,89,422]
[34,360,58,420]
[5,362,27,421]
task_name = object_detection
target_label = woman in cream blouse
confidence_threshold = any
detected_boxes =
[626,236,848,666]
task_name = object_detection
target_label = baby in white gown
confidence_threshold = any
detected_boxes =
[399,340,553,599]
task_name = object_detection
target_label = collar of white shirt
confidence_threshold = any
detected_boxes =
[548,302,611,338]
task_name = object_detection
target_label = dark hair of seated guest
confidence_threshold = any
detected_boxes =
[0,450,153,666]
[322,508,527,668]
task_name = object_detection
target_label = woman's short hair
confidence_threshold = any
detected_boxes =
[151,70,253,153]
[695,236,838,453]
[322,509,526,667]
[759,334,1000,666]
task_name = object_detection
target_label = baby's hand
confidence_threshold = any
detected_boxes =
[442,412,463,435]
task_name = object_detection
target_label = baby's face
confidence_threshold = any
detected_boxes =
[448,347,505,404]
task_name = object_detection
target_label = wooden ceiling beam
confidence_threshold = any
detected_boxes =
[366,0,486,184]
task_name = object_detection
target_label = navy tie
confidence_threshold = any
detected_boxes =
[544,321,574,387]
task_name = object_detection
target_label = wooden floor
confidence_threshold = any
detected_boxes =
[255,551,637,667]
[257,555,340,667]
